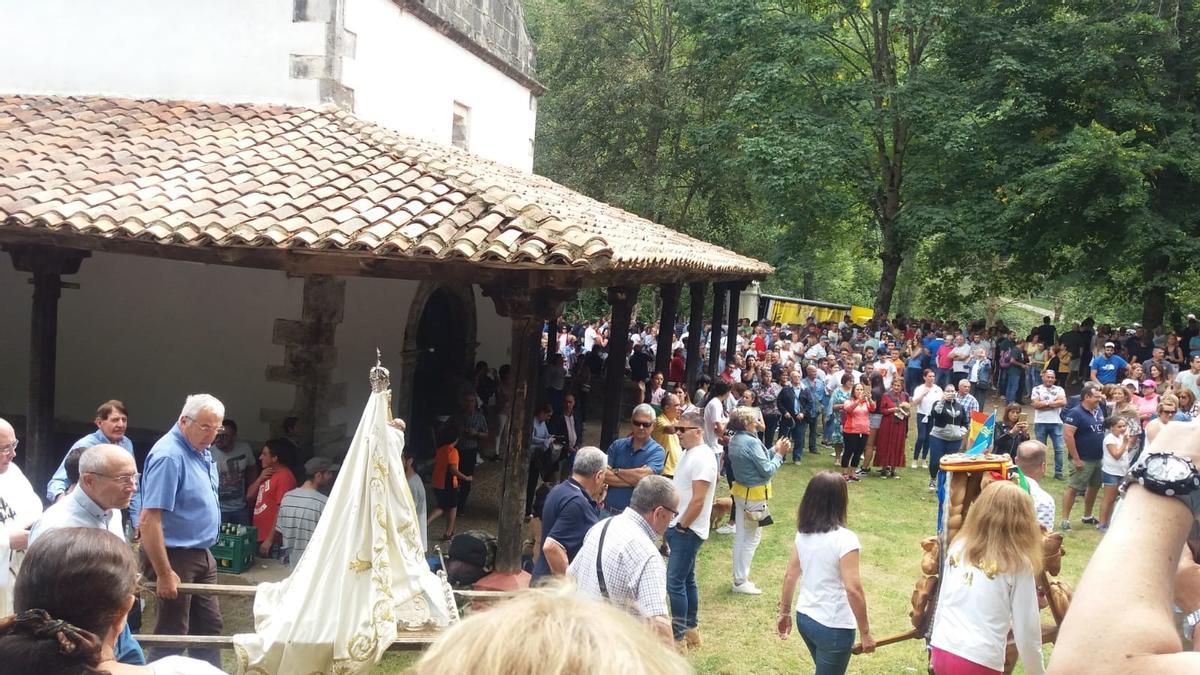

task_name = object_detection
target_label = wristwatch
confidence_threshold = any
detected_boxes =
[1185,607,1200,642]
[1124,452,1200,515]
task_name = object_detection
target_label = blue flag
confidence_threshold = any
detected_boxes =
[966,412,996,455]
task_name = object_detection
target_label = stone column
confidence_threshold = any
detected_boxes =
[600,286,636,449]
[708,284,726,380]
[685,282,706,396]
[4,245,88,487]
[482,286,574,573]
[654,283,679,378]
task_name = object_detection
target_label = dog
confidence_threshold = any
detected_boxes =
[709,496,733,531]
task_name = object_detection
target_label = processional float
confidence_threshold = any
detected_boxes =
[233,352,457,674]
[855,451,1073,674]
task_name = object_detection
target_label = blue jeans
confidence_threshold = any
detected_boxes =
[912,415,932,461]
[1035,422,1066,475]
[794,417,817,458]
[928,436,962,481]
[665,527,703,640]
[796,612,855,675]
[936,367,951,388]
[1005,370,1022,404]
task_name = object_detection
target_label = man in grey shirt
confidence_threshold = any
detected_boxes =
[276,457,338,569]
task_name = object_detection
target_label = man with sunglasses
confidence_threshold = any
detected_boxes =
[139,394,225,667]
[602,404,665,514]
[0,418,42,618]
[29,444,145,664]
[665,411,719,653]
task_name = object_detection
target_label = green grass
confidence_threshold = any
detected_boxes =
[165,446,1101,673]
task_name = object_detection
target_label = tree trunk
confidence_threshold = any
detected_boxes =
[1141,255,1169,329]
[874,224,902,320]
[802,269,815,299]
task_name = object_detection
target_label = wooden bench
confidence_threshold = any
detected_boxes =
[134,582,517,652]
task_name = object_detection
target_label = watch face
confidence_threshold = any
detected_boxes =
[1147,454,1194,482]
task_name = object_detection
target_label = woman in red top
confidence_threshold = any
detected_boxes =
[248,439,298,557]
[873,378,910,478]
[840,383,875,481]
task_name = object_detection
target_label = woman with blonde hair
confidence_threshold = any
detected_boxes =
[412,582,690,675]
[929,481,1044,674]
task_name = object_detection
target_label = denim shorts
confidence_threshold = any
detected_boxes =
[1101,470,1124,486]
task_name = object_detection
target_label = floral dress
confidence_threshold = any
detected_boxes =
[829,386,851,445]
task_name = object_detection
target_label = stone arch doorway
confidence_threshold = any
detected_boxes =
[398,281,477,459]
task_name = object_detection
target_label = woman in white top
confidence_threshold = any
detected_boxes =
[1098,416,1134,532]
[930,481,1044,675]
[777,472,874,674]
[911,369,939,469]
[0,527,224,674]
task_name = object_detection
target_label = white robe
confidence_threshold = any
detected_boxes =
[0,463,44,616]
[233,381,454,673]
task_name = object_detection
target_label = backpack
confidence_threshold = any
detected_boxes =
[448,530,497,571]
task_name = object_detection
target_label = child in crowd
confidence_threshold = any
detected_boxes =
[428,423,471,541]
[1098,416,1133,532]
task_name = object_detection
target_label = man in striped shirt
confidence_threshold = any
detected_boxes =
[275,457,338,569]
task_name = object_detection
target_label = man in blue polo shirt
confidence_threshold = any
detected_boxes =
[139,394,224,667]
[1061,383,1106,531]
[1090,341,1129,385]
[603,403,666,513]
[46,399,142,530]
[531,446,607,583]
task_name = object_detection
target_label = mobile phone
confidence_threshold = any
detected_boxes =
[1019,413,1028,424]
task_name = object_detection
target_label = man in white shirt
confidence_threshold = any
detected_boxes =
[1175,354,1200,400]
[1015,440,1055,531]
[583,320,598,353]
[0,418,43,617]
[949,334,972,387]
[665,411,719,651]
[1031,369,1068,480]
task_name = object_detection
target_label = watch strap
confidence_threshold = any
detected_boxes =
[1184,607,1200,641]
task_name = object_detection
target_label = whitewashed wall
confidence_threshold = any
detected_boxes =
[344,0,538,171]
[0,0,324,105]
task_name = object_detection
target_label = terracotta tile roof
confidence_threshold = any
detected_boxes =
[0,95,772,280]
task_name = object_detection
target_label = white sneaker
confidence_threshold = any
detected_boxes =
[922,460,930,469]
[910,461,918,469]
[716,523,736,535]
[732,581,763,595]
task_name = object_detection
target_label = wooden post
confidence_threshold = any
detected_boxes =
[685,282,706,396]
[4,245,88,488]
[600,286,636,449]
[654,283,679,377]
[546,317,558,359]
[708,284,726,379]
[726,281,748,366]
[481,287,573,573]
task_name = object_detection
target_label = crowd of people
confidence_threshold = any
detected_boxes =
[6,309,1200,673]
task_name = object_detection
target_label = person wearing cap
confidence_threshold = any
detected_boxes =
[1090,341,1129,385]
[1134,378,1161,427]
[275,456,339,569]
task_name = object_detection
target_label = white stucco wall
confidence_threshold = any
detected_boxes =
[0,252,303,442]
[344,0,538,171]
[0,0,323,105]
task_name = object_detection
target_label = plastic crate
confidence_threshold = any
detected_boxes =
[211,525,258,574]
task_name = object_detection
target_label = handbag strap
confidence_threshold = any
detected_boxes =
[596,519,614,599]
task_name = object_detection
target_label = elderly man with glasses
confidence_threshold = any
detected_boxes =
[0,417,43,617]
[139,394,226,667]
[569,475,680,645]
[30,443,145,664]
[602,404,666,515]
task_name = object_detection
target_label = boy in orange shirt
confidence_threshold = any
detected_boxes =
[428,423,471,540]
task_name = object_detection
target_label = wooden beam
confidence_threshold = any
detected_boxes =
[600,286,636,448]
[708,284,726,380]
[4,245,88,486]
[685,282,706,396]
[480,286,574,572]
[654,283,679,377]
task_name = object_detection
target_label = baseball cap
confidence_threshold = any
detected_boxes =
[304,456,341,475]
[1190,313,1197,321]
[1142,379,1158,388]
[1121,378,1138,388]
[1104,341,1115,348]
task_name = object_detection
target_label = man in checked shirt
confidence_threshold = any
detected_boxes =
[568,475,679,646]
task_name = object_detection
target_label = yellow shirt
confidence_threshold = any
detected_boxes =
[653,414,682,476]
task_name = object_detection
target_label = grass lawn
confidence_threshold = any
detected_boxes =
[170,445,1101,673]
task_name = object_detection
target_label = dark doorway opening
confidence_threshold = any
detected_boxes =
[409,288,470,459]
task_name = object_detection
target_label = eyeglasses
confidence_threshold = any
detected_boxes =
[184,417,225,434]
[631,420,654,429]
[0,439,17,456]
[674,426,699,433]
[1161,409,1178,415]
[660,505,679,517]
[87,471,140,487]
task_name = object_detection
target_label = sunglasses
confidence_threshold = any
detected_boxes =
[631,420,654,429]
[674,426,699,434]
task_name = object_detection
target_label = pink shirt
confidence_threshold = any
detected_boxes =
[936,344,954,369]
[1134,395,1158,427]
[842,397,875,434]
